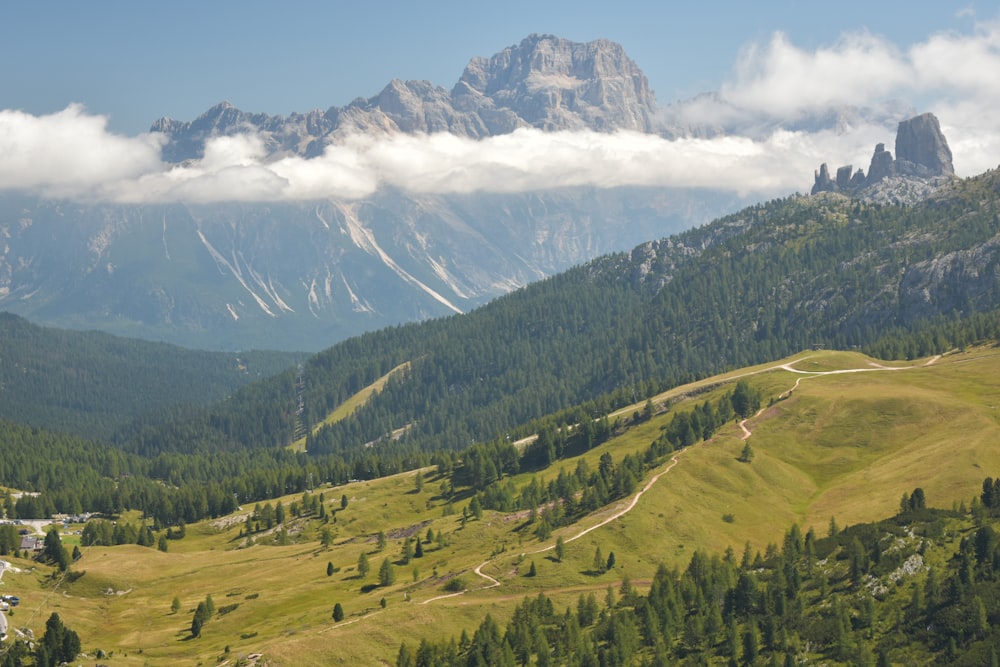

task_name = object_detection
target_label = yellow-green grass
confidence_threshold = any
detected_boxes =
[288,361,411,451]
[7,346,1000,665]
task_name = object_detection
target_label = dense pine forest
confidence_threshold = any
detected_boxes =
[0,313,302,439]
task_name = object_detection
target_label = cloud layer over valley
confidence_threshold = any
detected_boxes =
[3,19,998,204]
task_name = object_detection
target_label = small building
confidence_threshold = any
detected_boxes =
[19,535,41,552]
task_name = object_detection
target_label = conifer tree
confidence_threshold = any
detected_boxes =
[594,546,605,574]
[379,557,396,586]
[358,551,370,578]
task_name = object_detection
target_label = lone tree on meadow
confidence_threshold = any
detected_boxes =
[358,551,370,578]
[379,557,396,586]
[333,603,344,622]
[593,546,606,574]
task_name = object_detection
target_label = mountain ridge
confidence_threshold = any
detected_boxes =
[152,34,660,163]
[0,35,967,352]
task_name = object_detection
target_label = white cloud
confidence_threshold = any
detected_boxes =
[100,125,889,203]
[677,18,1000,175]
[0,104,163,199]
[0,110,908,203]
[721,31,913,118]
[2,19,999,204]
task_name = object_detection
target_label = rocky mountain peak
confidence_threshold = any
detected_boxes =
[895,112,954,178]
[150,35,661,161]
[454,34,657,132]
[811,112,955,203]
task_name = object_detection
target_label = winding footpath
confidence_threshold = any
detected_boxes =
[424,445,697,604]
[442,353,943,601]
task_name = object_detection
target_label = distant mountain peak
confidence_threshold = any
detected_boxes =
[150,35,660,162]
[453,34,657,133]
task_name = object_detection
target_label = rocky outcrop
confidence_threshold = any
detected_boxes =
[895,112,954,178]
[152,35,660,162]
[811,113,954,201]
[453,34,657,134]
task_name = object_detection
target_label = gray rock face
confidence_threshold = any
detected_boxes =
[153,35,659,162]
[895,112,954,178]
[454,34,657,133]
[866,143,896,184]
[813,164,834,192]
[810,112,955,200]
[835,165,853,189]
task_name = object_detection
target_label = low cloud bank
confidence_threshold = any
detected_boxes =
[0,113,928,204]
[1,19,998,204]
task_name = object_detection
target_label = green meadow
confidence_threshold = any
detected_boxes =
[3,345,999,665]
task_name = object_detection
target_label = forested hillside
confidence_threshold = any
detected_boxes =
[3,171,1000,526]
[126,169,1000,461]
[0,313,302,439]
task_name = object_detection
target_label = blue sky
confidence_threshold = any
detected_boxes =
[1,1,998,203]
[1,1,984,133]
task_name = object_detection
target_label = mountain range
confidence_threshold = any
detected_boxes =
[0,34,904,352]
[152,34,660,160]
[3,32,1000,667]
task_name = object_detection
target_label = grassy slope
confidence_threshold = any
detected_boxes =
[4,346,1000,665]
[289,361,411,452]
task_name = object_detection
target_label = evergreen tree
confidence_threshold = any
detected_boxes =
[191,601,209,637]
[594,546,605,574]
[358,551,370,579]
[42,528,69,572]
[333,602,344,621]
[379,557,396,587]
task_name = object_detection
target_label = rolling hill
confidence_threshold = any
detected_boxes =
[0,312,302,440]
[2,345,999,665]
